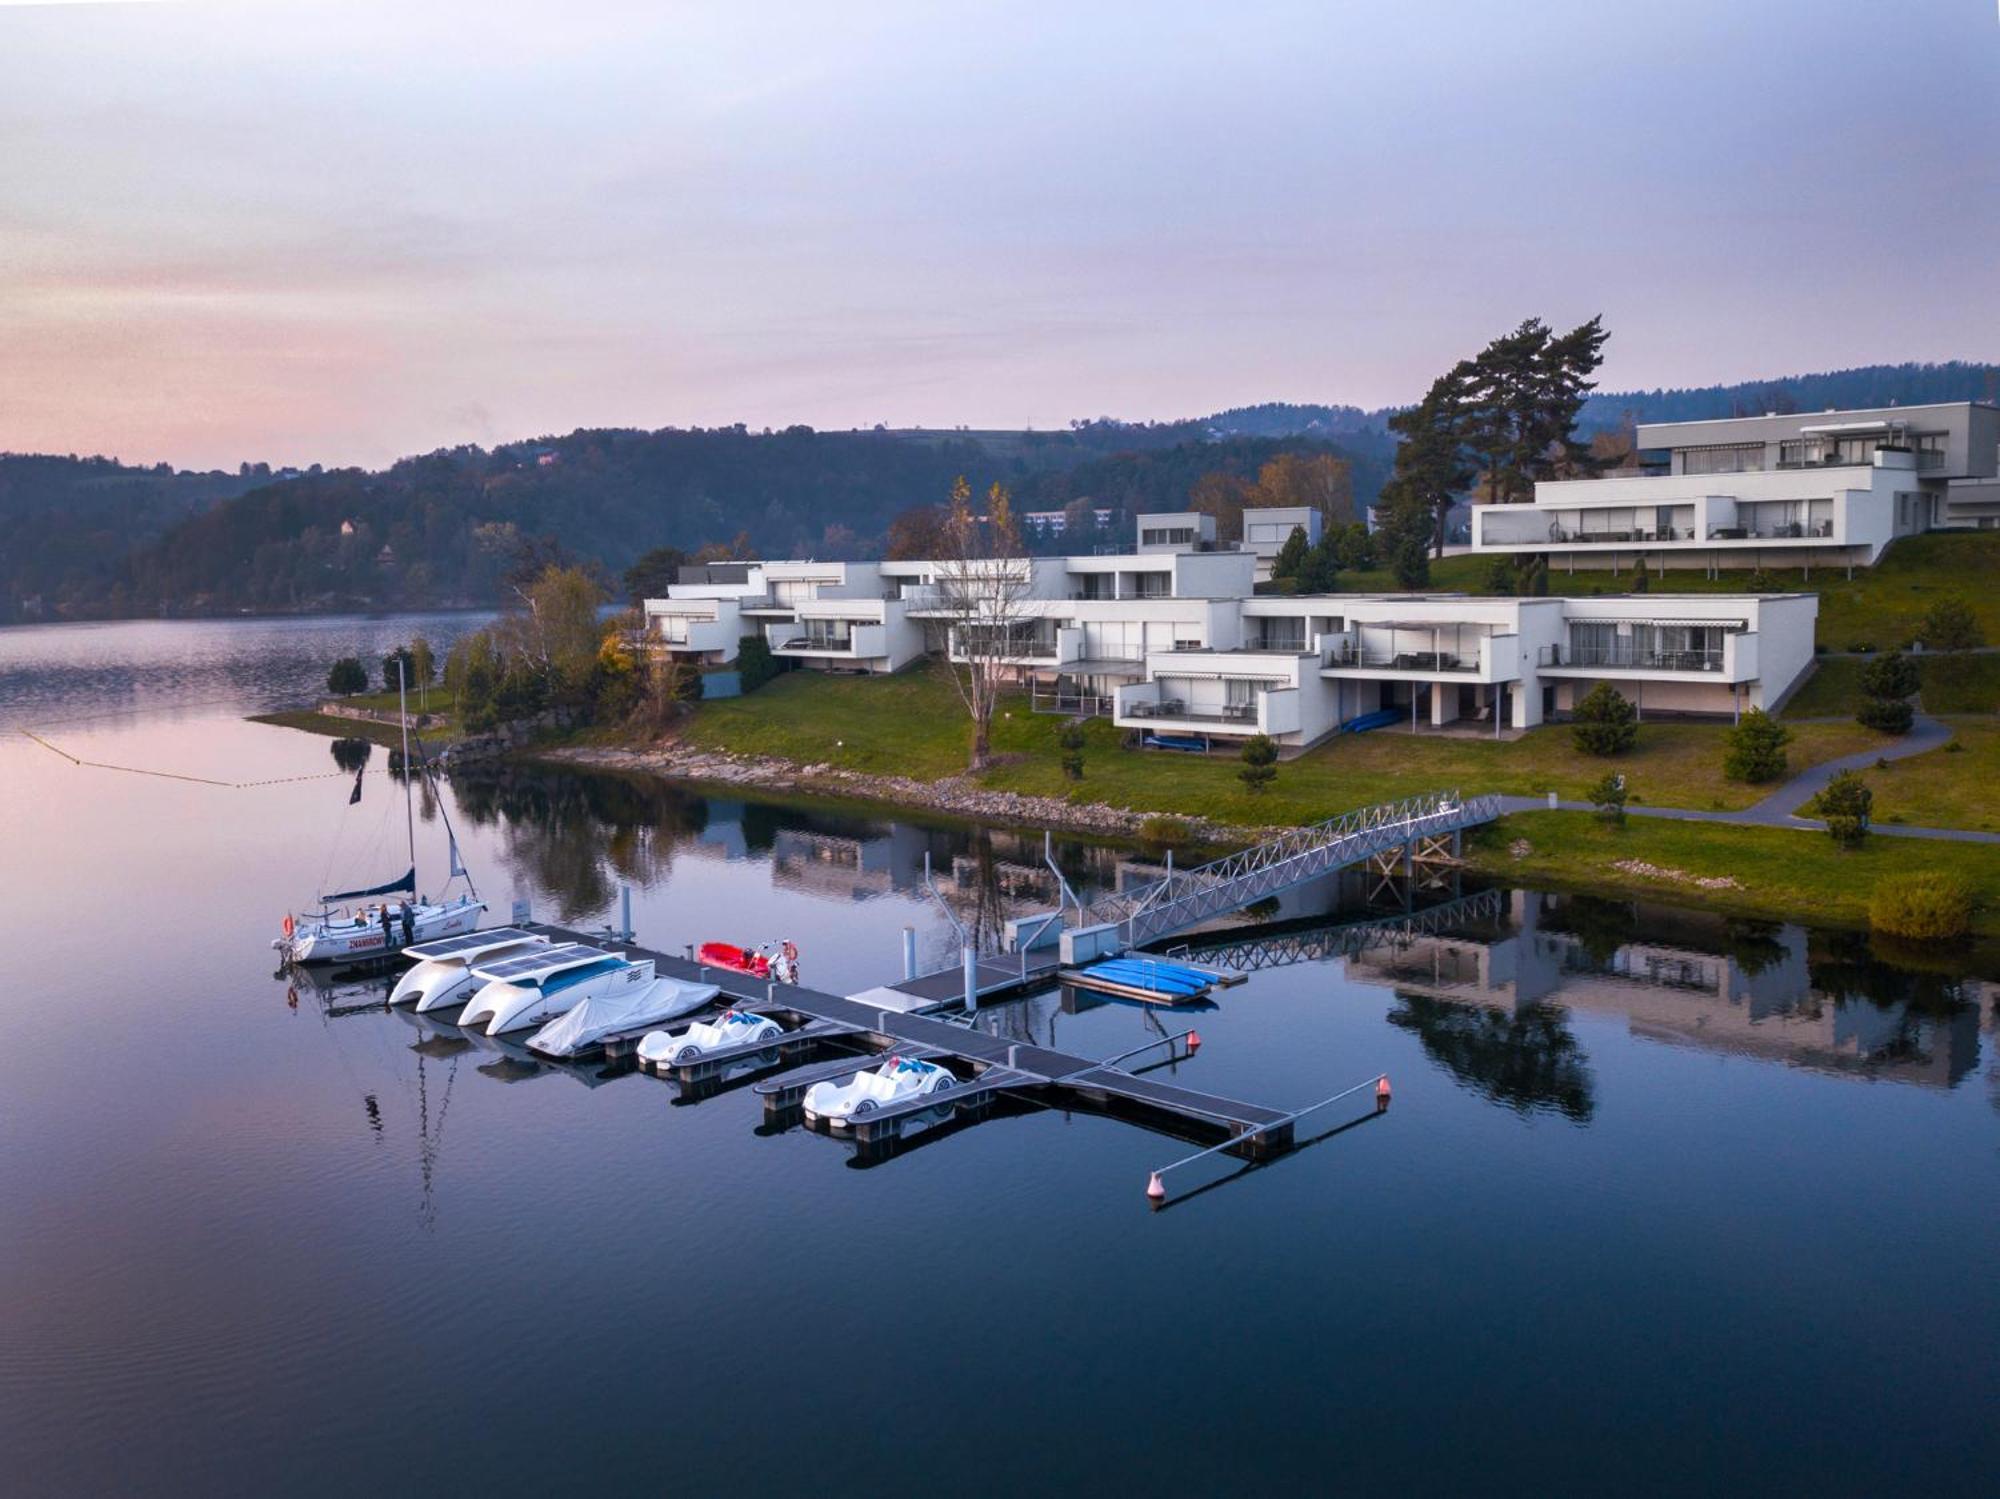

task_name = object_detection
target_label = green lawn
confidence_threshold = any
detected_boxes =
[1471,811,2000,938]
[1783,653,2000,718]
[1857,718,2000,834]
[249,709,464,748]
[325,684,448,714]
[682,664,1887,824]
[1331,531,2000,653]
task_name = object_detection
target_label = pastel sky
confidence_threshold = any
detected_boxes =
[3,0,1998,470]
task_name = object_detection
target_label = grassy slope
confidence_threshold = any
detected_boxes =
[686,664,1884,820]
[1472,811,2000,938]
[1781,654,2000,718]
[1854,718,2000,833]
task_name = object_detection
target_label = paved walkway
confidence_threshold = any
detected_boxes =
[1497,715,2000,845]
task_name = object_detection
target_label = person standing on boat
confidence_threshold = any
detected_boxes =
[400,902,415,947]
[380,905,394,952]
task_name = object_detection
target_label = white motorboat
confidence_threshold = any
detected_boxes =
[276,660,486,965]
[523,975,720,1059]
[393,927,549,1011]
[802,1055,955,1129]
[458,943,658,1036]
[636,1009,784,1067]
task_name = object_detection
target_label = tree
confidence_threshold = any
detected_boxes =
[1295,535,1341,593]
[380,647,415,692]
[408,635,435,686]
[1918,595,1982,653]
[1332,522,1375,571]
[622,545,689,605]
[1457,315,1610,508]
[1816,770,1872,848]
[1859,650,1919,701]
[933,476,1033,770]
[1857,697,1914,734]
[1189,471,1253,543]
[1571,682,1637,756]
[1723,708,1792,782]
[1239,733,1278,794]
[326,656,368,695]
[1270,525,1311,588]
[1246,452,1355,529]
[1386,372,1472,559]
[504,564,608,707]
[884,505,950,561]
[1056,721,1087,781]
[1586,771,1627,826]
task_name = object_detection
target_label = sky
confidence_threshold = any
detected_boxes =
[3,0,1998,471]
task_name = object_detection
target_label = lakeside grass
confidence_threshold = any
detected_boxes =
[249,709,463,748]
[1469,811,2000,938]
[683,663,1890,821]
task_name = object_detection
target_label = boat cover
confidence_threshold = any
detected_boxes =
[524,977,720,1058]
[323,866,417,901]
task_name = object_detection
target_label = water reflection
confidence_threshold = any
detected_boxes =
[1343,890,1988,1093]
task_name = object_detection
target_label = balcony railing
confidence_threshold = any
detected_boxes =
[1705,521,1833,540]
[1539,644,1724,673]
[1124,698,1259,724]
[1539,525,1698,544]
[1327,646,1476,672]
[1030,690,1116,717]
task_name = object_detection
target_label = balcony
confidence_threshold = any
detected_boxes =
[1323,632,1520,683]
[769,622,888,660]
[1704,520,1833,541]
[1113,681,1301,737]
[650,614,737,655]
[1539,643,1724,673]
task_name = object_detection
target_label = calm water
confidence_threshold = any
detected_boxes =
[4,617,2000,1496]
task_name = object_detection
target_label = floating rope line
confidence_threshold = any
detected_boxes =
[16,729,387,790]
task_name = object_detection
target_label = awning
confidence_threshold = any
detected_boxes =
[1567,617,1745,630]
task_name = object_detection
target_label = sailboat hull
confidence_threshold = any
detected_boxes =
[286,897,486,965]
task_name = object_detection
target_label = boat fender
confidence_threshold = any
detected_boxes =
[1375,1075,1392,1112]
[282,914,295,939]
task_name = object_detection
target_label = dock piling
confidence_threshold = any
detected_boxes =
[962,944,978,1013]
[902,925,917,981]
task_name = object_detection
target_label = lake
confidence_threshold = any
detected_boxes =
[3,615,1998,1496]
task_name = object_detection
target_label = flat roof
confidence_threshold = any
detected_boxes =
[1640,401,1995,431]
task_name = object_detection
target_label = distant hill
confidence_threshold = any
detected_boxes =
[0,455,264,621]
[38,426,1362,618]
[1577,361,2000,429]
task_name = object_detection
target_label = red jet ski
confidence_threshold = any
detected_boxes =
[698,941,770,978]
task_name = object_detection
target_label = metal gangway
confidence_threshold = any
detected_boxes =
[1060,790,1501,948]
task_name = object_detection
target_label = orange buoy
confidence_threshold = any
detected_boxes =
[1186,1030,1202,1053]
[1375,1075,1392,1112]
[1145,1172,1166,1203]
[282,913,295,939]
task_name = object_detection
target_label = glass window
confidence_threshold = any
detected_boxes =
[1679,443,1766,475]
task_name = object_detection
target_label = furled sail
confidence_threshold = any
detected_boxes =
[322,867,417,902]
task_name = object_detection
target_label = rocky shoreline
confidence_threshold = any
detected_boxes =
[538,741,1263,845]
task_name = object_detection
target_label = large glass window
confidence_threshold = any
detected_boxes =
[1679,443,1766,475]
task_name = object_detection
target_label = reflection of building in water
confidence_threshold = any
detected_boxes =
[1347,890,1982,1089]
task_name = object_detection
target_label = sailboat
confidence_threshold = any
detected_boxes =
[276,661,486,965]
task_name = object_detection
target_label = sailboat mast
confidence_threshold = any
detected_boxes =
[398,658,416,891]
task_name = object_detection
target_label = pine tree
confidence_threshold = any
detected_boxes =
[1270,526,1310,587]
[1571,682,1637,756]
[1238,734,1278,794]
[1723,709,1792,782]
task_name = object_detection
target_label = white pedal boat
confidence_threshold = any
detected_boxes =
[524,975,720,1059]
[802,1055,955,1129]
[636,1009,784,1067]
[458,943,657,1036]
[394,927,548,1011]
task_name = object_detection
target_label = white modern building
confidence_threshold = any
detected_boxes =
[1473,401,2000,570]
[1241,505,1322,583]
[647,511,1818,745]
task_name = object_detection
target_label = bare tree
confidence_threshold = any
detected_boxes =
[932,475,1034,771]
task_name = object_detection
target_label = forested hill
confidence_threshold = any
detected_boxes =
[1578,361,2000,428]
[25,426,1364,619]
[0,455,264,620]
[1198,362,2000,439]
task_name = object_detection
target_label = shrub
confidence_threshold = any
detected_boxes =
[1815,770,1873,848]
[1571,682,1637,757]
[1482,557,1516,593]
[1139,814,1191,845]
[1722,708,1792,782]
[1855,697,1914,734]
[1858,650,1919,702]
[326,657,368,695]
[1586,771,1628,826]
[1918,595,1983,654]
[381,646,417,692]
[1056,721,1086,782]
[1747,568,1779,592]
[736,634,780,692]
[1868,872,1974,940]
[1238,733,1278,794]
[1628,563,1649,594]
